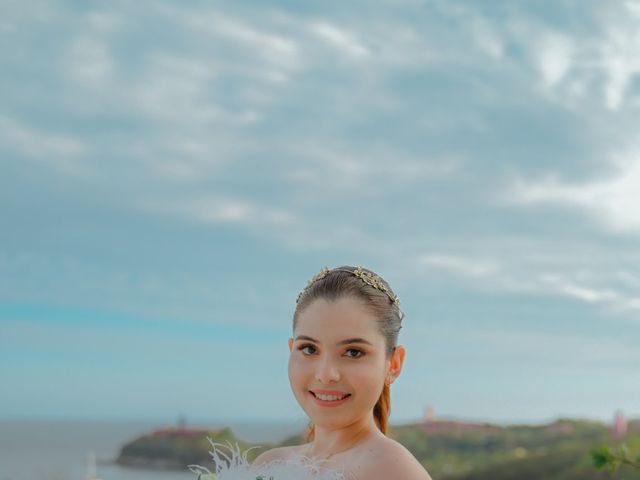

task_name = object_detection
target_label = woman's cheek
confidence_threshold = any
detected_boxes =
[288,356,305,394]
[287,356,297,383]
[353,364,385,397]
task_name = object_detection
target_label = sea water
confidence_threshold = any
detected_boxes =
[0,419,306,480]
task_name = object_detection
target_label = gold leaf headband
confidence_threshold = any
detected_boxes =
[296,266,403,319]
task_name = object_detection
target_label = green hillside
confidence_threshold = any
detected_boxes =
[116,426,264,470]
[278,418,640,479]
[389,419,640,479]
[116,418,640,479]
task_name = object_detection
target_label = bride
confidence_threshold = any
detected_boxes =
[252,266,432,480]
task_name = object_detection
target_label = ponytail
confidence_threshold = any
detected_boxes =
[373,382,391,434]
[306,383,391,441]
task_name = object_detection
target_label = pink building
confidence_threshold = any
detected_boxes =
[613,410,627,439]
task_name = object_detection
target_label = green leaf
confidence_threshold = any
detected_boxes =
[619,443,629,457]
[591,446,614,469]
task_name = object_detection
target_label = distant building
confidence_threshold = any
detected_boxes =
[177,414,187,431]
[421,419,500,434]
[613,410,627,439]
[547,420,574,434]
[424,405,435,423]
[421,405,498,435]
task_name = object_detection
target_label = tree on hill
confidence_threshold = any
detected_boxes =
[592,444,640,475]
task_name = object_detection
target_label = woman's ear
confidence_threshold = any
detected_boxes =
[386,345,406,385]
[288,337,294,352]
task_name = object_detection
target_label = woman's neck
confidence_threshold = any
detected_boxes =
[306,416,380,460]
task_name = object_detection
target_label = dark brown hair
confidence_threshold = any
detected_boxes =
[292,265,403,441]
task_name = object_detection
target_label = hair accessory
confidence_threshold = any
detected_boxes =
[296,266,331,303]
[296,266,402,312]
[351,266,400,305]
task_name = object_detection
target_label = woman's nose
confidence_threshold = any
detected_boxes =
[315,357,341,384]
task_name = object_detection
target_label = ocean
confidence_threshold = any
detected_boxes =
[0,419,307,480]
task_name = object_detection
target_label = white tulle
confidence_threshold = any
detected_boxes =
[188,439,347,480]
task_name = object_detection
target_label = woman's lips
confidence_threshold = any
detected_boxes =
[311,389,350,396]
[309,391,352,407]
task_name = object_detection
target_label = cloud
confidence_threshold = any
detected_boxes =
[164,7,301,81]
[530,272,640,314]
[412,249,640,316]
[418,254,500,279]
[131,53,221,125]
[310,21,370,60]
[3,0,640,326]
[470,18,504,60]
[598,1,640,110]
[61,8,287,128]
[416,322,640,368]
[207,13,298,65]
[505,151,640,233]
[496,2,640,110]
[617,270,640,288]
[536,273,621,303]
[67,36,114,86]
[535,32,574,88]
[138,194,297,228]
[0,116,90,176]
[85,11,124,33]
[285,143,460,194]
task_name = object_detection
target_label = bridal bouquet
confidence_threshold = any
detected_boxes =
[189,439,346,480]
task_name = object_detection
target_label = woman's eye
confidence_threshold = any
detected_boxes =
[345,348,364,359]
[296,345,364,358]
[298,344,316,355]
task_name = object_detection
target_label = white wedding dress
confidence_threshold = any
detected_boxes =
[189,441,348,480]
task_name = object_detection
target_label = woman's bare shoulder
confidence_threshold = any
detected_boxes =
[357,436,432,480]
[251,444,306,467]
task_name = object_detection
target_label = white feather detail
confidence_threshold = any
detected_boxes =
[188,438,348,480]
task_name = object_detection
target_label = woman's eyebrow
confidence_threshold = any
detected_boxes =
[294,335,373,346]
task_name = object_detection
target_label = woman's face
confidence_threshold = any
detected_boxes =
[288,296,393,431]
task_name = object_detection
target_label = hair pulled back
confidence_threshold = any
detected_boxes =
[292,265,403,441]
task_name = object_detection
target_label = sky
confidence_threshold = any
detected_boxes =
[1,0,639,427]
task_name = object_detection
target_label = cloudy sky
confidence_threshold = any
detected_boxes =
[1,0,639,426]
